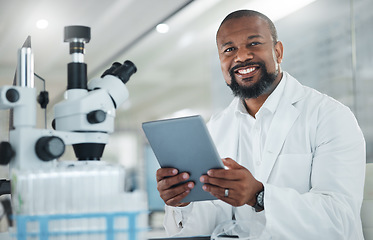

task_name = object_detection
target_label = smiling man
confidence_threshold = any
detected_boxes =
[156,10,366,239]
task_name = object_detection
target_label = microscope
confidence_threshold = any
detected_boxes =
[0,26,139,233]
[0,25,136,170]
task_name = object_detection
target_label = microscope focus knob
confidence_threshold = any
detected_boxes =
[6,88,20,103]
[87,110,106,124]
[0,142,14,165]
[35,136,65,161]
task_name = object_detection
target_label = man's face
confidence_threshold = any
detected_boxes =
[216,16,283,99]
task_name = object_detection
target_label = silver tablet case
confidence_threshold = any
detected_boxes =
[142,115,224,202]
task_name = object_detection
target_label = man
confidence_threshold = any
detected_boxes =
[156,10,366,239]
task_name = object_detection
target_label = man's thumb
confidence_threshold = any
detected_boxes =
[222,157,243,169]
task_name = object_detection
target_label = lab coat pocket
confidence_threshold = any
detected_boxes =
[268,153,312,194]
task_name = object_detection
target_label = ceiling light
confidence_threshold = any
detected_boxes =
[156,23,169,33]
[36,19,49,29]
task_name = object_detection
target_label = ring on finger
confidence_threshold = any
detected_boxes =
[224,188,229,197]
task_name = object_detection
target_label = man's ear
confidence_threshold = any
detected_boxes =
[274,41,284,63]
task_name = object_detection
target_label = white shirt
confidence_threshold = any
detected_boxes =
[236,74,286,175]
[163,72,366,240]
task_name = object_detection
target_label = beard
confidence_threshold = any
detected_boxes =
[227,61,278,99]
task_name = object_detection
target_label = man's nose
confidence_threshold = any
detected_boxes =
[235,47,253,63]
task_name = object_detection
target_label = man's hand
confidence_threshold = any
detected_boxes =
[200,158,263,207]
[156,168,194,207]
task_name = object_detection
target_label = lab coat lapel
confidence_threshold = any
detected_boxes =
[257,74,303,183]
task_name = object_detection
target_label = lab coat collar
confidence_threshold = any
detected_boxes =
[281,71,306,104]
[260,71,286,115]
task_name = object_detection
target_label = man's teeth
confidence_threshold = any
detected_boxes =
[238,67,255,74]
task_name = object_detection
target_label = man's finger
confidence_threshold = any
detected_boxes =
[165,190,191,207]
[157,172,190,191]
[200,174,231,188]
[156,168,178,182]
[161,182,194,205]
[206,168,245,180]
[203,183,230,198]
[222,158,244,169]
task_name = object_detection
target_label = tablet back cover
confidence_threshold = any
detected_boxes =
[142,115,223,202]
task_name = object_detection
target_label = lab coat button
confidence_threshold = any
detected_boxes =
[256,161,261,166]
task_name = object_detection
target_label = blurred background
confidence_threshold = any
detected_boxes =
[0,0,372,236]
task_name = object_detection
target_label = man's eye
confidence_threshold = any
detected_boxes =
[224,47,235,53]
[250,42,261,46]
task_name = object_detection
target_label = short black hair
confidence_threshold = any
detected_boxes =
[217,10,278,44]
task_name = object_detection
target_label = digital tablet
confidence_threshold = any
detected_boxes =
[142,115,224,202]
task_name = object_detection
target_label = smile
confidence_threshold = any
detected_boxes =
[237,67,256,74]
[234,66,259,78]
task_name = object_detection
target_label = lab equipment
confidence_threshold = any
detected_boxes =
[0,25,137,170]
[10,161,149,240]
[0,25,147,239]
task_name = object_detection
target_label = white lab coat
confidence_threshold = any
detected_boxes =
[164,72,366,240]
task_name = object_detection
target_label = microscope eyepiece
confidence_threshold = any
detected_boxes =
[120,60,137,78]
[100,62,122,78]
[101,60,137,84]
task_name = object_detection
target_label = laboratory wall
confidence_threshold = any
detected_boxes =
[355,0,373,163]
[277,0,373,163]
